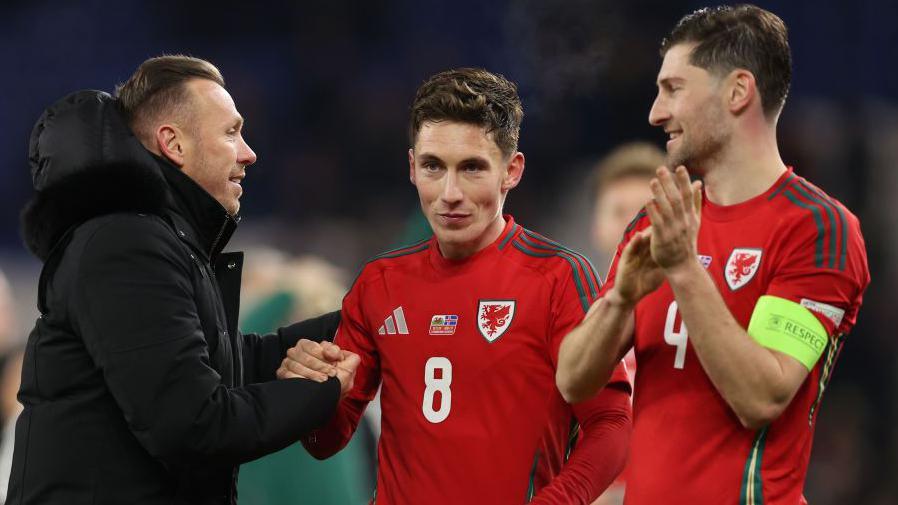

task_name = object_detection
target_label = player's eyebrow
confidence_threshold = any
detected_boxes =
[416,153,492,168]
[657,76,685,88]
[457,156,490,168]
[416,153,445,164]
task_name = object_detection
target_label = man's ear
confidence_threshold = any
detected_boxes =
[408,148,417,186]
[155,124,187,167]
[501,152,525,191]
[727,69,756,116]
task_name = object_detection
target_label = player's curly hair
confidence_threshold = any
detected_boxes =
[661,4,792,119]
[409,68,523,156]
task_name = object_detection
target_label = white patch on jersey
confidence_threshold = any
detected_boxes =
[801,298,845,327]
[477,300,515,343]
[724,248,762,291]
[698,254,713,269]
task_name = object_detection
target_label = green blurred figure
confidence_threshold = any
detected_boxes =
[237,253,376,505]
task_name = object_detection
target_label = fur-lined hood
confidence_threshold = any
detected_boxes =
[21,90,237,262]
[21,90,168,261]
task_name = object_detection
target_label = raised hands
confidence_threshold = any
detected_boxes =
[646,165,702,271]
[613,227,665,307]
[277,339,361,398]
[611,165,702,307]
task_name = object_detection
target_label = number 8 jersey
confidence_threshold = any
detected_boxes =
[303,216,630,504]
[605,169,870,505]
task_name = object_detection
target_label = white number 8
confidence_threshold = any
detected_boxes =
[664,301,688,369]
[422,357,452,423]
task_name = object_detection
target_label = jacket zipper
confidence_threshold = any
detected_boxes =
[208,213,230,262]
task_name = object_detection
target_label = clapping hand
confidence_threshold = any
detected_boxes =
[646,166,702,272]
[613,226,665,307]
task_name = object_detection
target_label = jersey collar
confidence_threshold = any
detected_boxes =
[702,167,795,222]
[428,215,521,274]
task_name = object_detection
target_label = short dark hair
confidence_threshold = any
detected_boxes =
[661,4,792,118]
[591,142,665,203]
[116,55,224,142]
[409,68,524,156]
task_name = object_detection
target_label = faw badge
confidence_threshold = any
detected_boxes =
[477,300,515,343]
[725,248,762,291]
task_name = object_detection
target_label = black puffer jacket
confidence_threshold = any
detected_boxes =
[8,90,341,505]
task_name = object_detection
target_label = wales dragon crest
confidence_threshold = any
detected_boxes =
[477,300,515,343]
[725,248,762,290]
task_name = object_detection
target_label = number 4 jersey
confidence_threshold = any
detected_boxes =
[303,216,630,504]
[605,169,870,505]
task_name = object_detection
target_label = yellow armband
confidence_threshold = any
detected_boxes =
[747,295,828,371]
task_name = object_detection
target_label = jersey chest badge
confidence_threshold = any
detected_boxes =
[477,300,515,343]
[698,254,713,268]
[725,248,762,290]
[429,314,458,335]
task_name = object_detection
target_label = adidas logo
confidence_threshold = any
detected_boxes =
[378,306,409,335]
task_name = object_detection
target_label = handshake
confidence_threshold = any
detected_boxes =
[277,339,361,398]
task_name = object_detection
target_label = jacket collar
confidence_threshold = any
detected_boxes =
[156,156,239,261]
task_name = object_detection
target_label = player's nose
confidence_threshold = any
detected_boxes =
[648,94,669,127]
[440,170,464,203]
[238,136,258,167]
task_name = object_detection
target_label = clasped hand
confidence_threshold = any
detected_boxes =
[277,339,361,398]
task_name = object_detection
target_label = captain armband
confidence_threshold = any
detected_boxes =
[747,295,829,371]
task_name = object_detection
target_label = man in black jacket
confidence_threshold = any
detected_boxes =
[9,55,357,505]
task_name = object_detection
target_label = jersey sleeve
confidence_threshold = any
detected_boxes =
[764,206,870,339]
[530,387,632,505]
[598,208,650,298]
[532,250,632,504]
[301,269,382,459]
[547,251,631,391]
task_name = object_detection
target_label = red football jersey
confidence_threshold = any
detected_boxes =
[304,216,630,504]
[602,169,870,505]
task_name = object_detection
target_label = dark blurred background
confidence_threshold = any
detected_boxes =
[0,1,895,503]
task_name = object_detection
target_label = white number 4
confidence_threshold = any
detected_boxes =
[422,357,452,423]
[664,301,688,369]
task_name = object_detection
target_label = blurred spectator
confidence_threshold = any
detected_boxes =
[238,252,376,505]
[0,271,16,353]
[589,142,665,268]
[0,349,23,505]
[0,269,22,505]
[586,142,662,505]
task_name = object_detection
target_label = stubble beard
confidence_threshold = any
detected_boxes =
[667,107,729,174]
[195,150,240,216]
